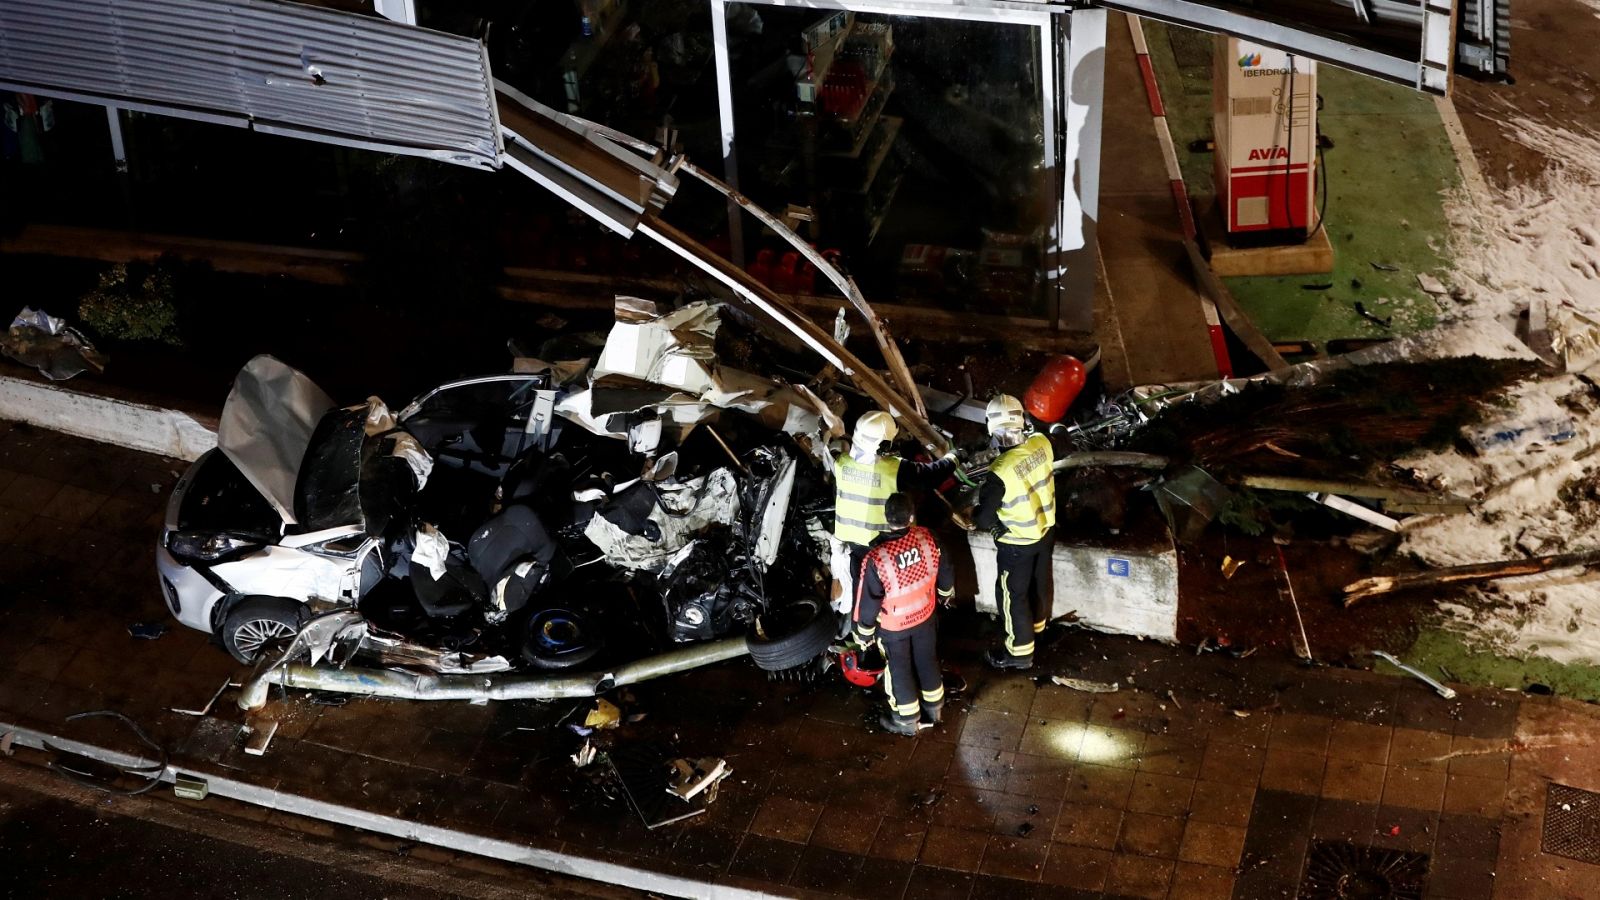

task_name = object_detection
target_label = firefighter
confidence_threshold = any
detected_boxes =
[854,493,953,736]
[972,394,1058,670]
[832,411,955,597]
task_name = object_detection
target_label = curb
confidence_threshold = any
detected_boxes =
[0,717,778,900]
[0,374,216,461]
[1124,15,1234,379]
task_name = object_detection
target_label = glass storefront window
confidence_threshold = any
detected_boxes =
[724,5,1051,317]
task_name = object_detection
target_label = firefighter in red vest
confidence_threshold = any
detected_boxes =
[854,493,954,736]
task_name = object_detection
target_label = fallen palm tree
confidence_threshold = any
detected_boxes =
[1343,548,1600,606]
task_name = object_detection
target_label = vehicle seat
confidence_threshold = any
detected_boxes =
[409,555,485,619]
[468,504,558,615]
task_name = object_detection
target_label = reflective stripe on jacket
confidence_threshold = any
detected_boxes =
[993,433,1055,544]
[833,453,900,546]
[860,526,939,632]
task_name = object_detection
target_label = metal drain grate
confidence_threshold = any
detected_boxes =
[1543,783,1600,865]
[1299,841,1429,900]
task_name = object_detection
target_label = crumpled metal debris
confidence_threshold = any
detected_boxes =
[0,307,106,380]
[583,468,740,572]
[558,298,842,462]
[1050,676,1119,693]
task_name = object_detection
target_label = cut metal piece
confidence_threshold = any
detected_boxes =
[1372,650,1456,699]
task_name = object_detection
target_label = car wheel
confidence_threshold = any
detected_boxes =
[747,597,839,672]
[221,596,307,664]
[521,608,602,670]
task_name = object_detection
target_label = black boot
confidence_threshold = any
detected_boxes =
[879,711,918,737]
[921,701,943,726]
[984,646,1033,671]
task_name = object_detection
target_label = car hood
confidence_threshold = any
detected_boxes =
[217,355,335,526]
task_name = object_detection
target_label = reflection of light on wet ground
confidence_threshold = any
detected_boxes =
[1077,725,1132,763]
[1037,722,1135,764]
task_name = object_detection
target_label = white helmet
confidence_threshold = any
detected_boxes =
[851,411,897,461]
[986,394,1027,448]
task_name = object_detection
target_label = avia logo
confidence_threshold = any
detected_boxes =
[1248,146,1290,161]
[1237,52,1263,68]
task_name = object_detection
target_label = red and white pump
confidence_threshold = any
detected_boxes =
[1213,37,1318,235]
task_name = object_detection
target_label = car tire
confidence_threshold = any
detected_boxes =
[221,596,307,664]
[748,597,839,672]
[521,608,602,670]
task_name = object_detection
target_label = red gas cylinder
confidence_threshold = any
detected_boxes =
[1024,355,1086,423]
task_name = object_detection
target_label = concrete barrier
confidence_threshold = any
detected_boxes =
[0,375,216,460]
[970,529,1179,642]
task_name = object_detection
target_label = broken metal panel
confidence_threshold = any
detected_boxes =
[217,355,335,527]
[0,0,502,167]
[495,83,678,235]
[1457,0,1510,79]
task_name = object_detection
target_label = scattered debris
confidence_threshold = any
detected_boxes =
[1275,545,1315,663]
[243,718,278,756]
[1354,302,1393,329]
[1309,492,1401,532]
[1372,651,1457,700]
[910,789,945,813]
[0,307,106,380]
[610,744,714,829]
[1370,262,1400,271]
[666,757,730,802]
[1016,822,1034,837]
[45,710,166,796]
[1220,555,1244,579]
[1050,676,1119,693]
[0,731,13,757]
[1464,412,1577,454]
[571,740,598,768]
[1416,273,1449,295]
[1165,689,1182,710]
[584,699,622,731]
[126,622,167,640]
[172,678,236,717]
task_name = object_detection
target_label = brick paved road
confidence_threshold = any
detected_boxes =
[0,422,1596,899]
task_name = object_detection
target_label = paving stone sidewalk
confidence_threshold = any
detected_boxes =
[1,423,1598,899]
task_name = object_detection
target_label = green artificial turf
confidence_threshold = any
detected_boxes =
[1142,22,1460,344]
[1399,627,1600,704]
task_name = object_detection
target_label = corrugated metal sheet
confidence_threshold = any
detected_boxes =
[1459,0,1510,77]
[0,0,501,168]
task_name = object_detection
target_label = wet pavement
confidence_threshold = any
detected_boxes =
[1,422,1599,899]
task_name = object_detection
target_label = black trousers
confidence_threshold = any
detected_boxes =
[995,528,1055,659]
[880,617,944,721]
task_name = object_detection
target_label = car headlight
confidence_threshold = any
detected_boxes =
[167,531,263,563]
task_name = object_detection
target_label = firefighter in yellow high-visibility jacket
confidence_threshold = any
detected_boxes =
[972,395,1059,669]
[832,411,954,598]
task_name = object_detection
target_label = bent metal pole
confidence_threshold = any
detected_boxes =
[637,216,951,457]
[238,636,752,710]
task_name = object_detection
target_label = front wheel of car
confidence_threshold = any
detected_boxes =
[747,598,839,672]
[221,596,307,664]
